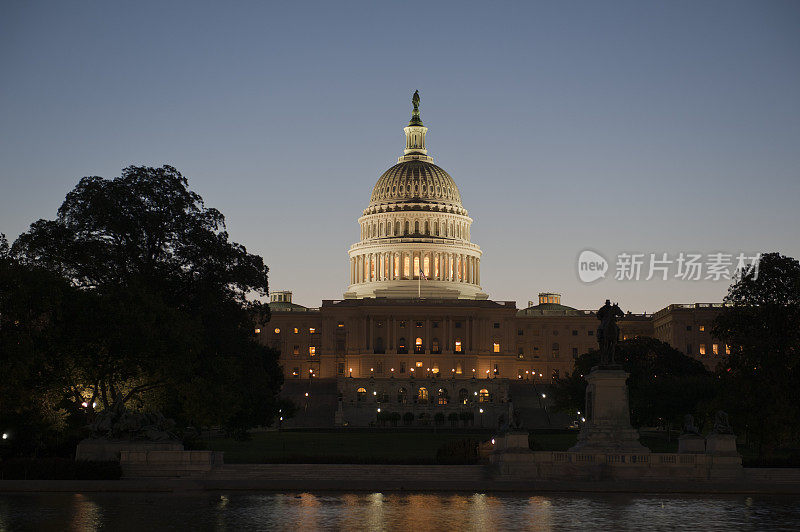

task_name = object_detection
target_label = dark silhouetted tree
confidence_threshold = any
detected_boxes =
[712,252,800,456]
[10,166,284,435]
[553,337,715,436]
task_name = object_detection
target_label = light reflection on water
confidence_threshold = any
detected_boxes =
[1,491,799,531]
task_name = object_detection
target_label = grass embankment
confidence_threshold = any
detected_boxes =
[202,430,683,464]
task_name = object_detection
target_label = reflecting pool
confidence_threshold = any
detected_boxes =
[1,491,799,531]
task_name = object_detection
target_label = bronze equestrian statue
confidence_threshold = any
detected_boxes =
[597,299,624,365]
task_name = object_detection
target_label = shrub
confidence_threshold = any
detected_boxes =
[436,438,479,465]
[448,412,459,427]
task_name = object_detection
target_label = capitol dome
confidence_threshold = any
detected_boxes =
[344,92,487,300]
[368,160,464,212]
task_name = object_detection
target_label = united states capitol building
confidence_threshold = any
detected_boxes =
[258,94,725,427]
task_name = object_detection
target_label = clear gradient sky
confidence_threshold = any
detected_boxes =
[1,1,798,312]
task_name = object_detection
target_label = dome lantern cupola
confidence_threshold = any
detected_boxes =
[400,90,432,163]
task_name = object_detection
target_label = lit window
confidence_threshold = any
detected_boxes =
[479,389,490,402]
[712,344,718,355]
[274,328,281,334]
[699,325,705,332]
[293,345,300,355]
[255,328,261,334]
[455,340,462,353]
[699,344,706,355]
[416,361,423,368]
[725,345,731,355]
[309,327,316,334]
[293,328,299,334]
[292,368,299,378]
[493,342,500,353]
[356,387,367,401]
[338,322,345,328]
[417,387,429,403]
[309,346,316,356]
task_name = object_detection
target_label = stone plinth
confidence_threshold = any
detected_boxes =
[489,431,536,475]
[569,367,649,454]
[706,434,738,456]
[75,439,183,461]
[120,450,223,478]
[678,433,706,454]
[493,431,530,453]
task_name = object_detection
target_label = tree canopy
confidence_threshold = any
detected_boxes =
[2,166,283,452]
[553,337,715,431]
[712,252,800,455]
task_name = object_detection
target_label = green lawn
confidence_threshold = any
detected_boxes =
[201,429,684,464]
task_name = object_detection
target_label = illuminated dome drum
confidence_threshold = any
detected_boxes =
[344,92,487,300]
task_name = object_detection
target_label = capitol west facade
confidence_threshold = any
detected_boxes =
[259,95,726,427]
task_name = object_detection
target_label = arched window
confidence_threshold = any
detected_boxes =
[437,388,448,405]
[379,222,384,236]
[397,387,407,404]
[458,388,469,404]
[414,337,424,354]
[431,338,441,354]
[374,337,385,354]
[404,221,410,235]
[417,387,429,404]
[434,221,439,235]
[454,339,462,353]
[395,221,401,235]
[552,342,559,351]
[415,221,419,234]
[357,387,367,401]
[479,389,490,403]
[398,337,408,354]
[424,221,429,235]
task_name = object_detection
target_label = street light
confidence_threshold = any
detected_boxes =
[541,393,546,399]
[1,433,7,440]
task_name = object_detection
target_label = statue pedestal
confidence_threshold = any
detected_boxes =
[569,367,649,453]
[678,433,706,454]
[489,431,535,474]
[493,431,530,453]
[706,433,738,456]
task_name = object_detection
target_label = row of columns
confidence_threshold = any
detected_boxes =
[350,251,480,285]
[360,218,470,241]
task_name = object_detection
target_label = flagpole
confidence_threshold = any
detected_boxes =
[418,274,421,299]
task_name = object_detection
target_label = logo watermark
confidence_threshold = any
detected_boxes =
[577,251,761,283]
[577,250,609,283]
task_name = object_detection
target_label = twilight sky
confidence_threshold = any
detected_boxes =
[1,1,798,312]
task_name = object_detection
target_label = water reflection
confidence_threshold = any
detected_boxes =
[0,492,798,531]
